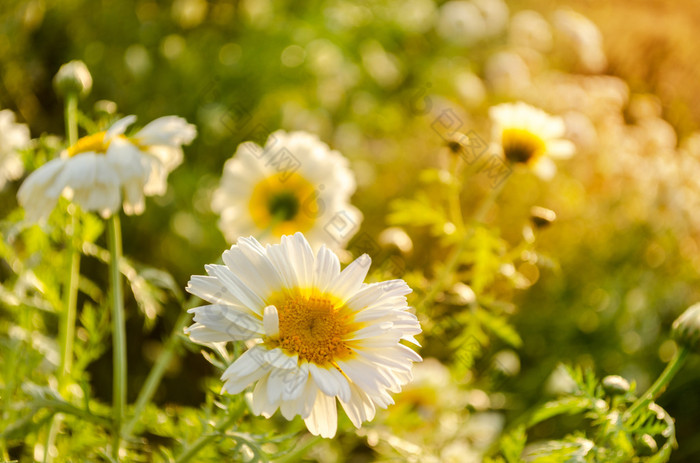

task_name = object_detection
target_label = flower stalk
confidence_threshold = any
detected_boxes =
[122,308,191,438]
[174,409,242,463]
[58,91,80,380]
[46,90,81,463]
[108,213,127,458]
[625,346,690,421]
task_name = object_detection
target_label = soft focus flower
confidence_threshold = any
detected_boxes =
[436,1,486,46]
[212,130,362,251]
[0,109,31,189]
[509,10,552,52]
[53,60,93,98]
[552,9,607,73]
[185,232,422,438]
[17,115,196,221]
[472,0,509,38]
[489,102,575,180]
[484,51,531,95]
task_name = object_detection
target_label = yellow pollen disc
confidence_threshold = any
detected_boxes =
[248,172,318,237]
[502,128,546,165]
[66,132,110,157]
[273,294,355,366]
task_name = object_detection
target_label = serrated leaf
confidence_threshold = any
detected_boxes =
[529,397,594,427]
[501,424,527,463]
[388,193,448,231]
[526,437,595,463]
[475,307,523,348]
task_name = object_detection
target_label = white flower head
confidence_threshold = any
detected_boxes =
[489,102,575,180]
[212,130,362,252]
[185,232,422,438]
[0,109,31,189]
[17,115,196,222]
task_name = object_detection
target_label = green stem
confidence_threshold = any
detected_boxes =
[273,436,323,463]
[108,214,127,458]
[416,178,507,313]
[65,93,78,146]
[59,214,81,380]
[36,399,112,429]
[625,347,690,420]
[174,413,240,463]
[122,309,191,438]
[45,91,80,463]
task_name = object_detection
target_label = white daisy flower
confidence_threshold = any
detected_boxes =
[185,232,422,438]
[489,102,575,180]
[0,109,31,189]
[212,130,362,252]
[17,115,196,221]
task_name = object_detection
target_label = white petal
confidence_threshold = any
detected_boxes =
[205,264,266,314]
[252,373,279,418]
[221,349,270,394]
[266,233,315,289]
[532,157,556,180]
[134,115,197,146]
[547,139,576,158]
[327,254,371,302]
[187,304,262,340]
[222,345,269,381]
[106,115,137,140]
[339,382,377,428]
[313,245,341,293]
[303,390,338,438]
[263,305,279,338]
[186,275,249,308]
[309,363,351,403]
[275,362,310,402]
[263,347,298,370]
[222,237,282,299]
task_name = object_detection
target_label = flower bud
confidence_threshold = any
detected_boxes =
[602,375,630,396]
[634,434,658,456]
[94,100,117,115]
[530,206,556,228]
[671,303,700,351]
[53,60,92,98]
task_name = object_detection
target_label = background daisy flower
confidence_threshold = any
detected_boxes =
[185,232,422,438]
[17,115,196,221]
[0,109,31,189]
[211,130,362,252]
[489,101,575,180]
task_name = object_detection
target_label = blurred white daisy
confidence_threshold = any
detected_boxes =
[489,102,575,180]
[17,115,196,221]
[212,130,362,251]
[185,232,422,438]
[0,109,31,189]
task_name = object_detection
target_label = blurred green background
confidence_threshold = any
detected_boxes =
[2,0,700,460]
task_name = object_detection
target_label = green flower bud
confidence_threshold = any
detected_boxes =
[602,375,630,396]
[53,60,92,98]
[671,303,700,351]
[94,100,117,115]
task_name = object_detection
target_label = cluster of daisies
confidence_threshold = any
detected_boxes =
[9,59,575,439]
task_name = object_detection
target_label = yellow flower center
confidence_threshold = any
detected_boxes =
[501,128,546,164]
[270,293,356,365]
[249,172,318,236]
[66,131,110,157]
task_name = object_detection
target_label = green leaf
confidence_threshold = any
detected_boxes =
[388,192,449,234]
[529,397,595,427]
[500,424,527,463]
[475,307,523,348]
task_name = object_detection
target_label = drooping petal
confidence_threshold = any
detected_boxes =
[303,391,338,438]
